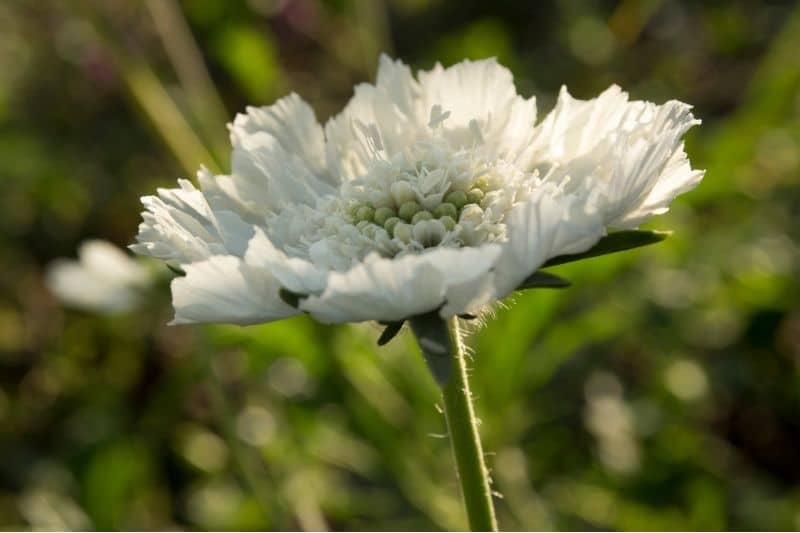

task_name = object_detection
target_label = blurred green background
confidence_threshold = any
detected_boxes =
[1,0,799,530]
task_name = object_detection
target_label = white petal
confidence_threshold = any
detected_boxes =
[324,55,424,180]
[198,165,275,221]
[131,179,250,263]
[299,243,502,323]
[325,56,538,178]
[530,85,632,164]
[607,140,704,228]
[217,94,337,218]
[375,55,424,118]
[300,252,447,323]
[431,245,502,317]
[417,58,537,163]
[244,227,327,295]
[231,131,334,211]
[230,93,332,185]
[533,86,702,227]
[171,255,298,325]
[614,146,705,227]
[493,188,604,298]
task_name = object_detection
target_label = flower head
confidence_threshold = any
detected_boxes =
[132,56,703,325]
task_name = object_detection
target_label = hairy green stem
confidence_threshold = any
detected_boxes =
[442,318,498,531]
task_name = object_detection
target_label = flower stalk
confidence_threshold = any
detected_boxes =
[411,315,497,531]
[442,318,498,532]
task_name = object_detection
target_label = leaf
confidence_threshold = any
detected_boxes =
[517,270,571,290]
[408,311,453,387]
[543,230,670,268]
[377,321,404,346]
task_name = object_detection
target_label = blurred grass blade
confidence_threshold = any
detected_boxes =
[517,270,571,290]
[543,229,669,268]
[71,2,221,175]
[122,61,221,175]
[145,0,230,165]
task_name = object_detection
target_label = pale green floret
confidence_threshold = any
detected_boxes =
[356,220,371,231]
[413,219,447,247]
[369,190,393,208]
[473,176,489,190]
[393,222,412,243]
[411,210,433,224]
[440,215,456,231]
[398,201,421,221]
[383,216,402,236]
[355,205,375,222]
[433,202,458,219]
[459,204,484,225]
[390,180,416,205]
[360,223,379,238]
[466,188,485,204]
[373,206,395,226]
[445,190,468,209]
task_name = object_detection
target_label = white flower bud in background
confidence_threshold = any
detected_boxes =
[46,240,155,314]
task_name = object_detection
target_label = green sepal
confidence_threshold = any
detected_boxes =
[543,229,670,268]
[166,264,186,277]
[409,311,453,387]
[278,287,305,308]
[377,321,404,346]
[517,270,571,290]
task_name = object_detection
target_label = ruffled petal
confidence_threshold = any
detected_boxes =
[299,243,502,323]
[417,58,537,164]
[299,252,446,323]
[614,145,705,227]
[170,255,298,325]
[529,85,631,164]
[606,140,704,228]
[493,187,604,297]
[532,86,701,227]
[230,131,335,211]
[230,93,333,185]
[244,227,327,295]
[324,56,538,179]
[324,55,424,181]
[201,94,338,221]
[131,179,243,263]
[430,245,502,317]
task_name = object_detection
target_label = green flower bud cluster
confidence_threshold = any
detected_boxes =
[346,178,493,248]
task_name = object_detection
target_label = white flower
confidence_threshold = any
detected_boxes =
[46,240,153,314]
[132,56,703,326]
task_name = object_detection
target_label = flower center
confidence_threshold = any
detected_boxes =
[266,114,537,271]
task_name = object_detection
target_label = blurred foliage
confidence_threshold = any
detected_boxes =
[1,0,799,530]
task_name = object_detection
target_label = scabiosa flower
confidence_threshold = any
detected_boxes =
[132,55,704,531]
[131,55,703,326]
